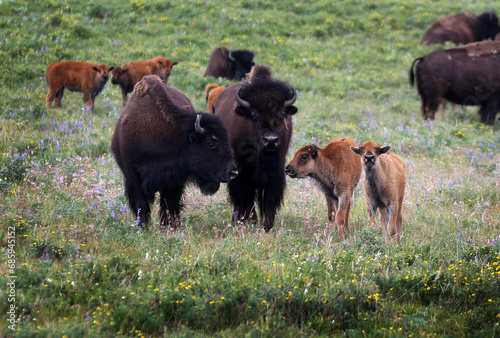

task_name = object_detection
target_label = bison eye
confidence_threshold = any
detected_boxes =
[207,136,219,149]
[299,154,308,161]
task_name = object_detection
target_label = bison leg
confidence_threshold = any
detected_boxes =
[479,99,498,125]
[83,91,94,110]
[259,175,286,232]
[326,196,336,223]
[395,200,403,244]
[54,87,64,108]
[334,197,350,241]
[228,177,257,223]
[121,88,128,107]
[367,202,380,228]
[159,186,184,229]
[124,176,153,227]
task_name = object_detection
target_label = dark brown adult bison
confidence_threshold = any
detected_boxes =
[46,61,114,110]
[409,41,500,125]
[111,75,237,228]
[214,65,298,232]
[421,11,500,45]
[203,46,255,80]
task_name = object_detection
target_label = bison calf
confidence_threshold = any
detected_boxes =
[350,142,406,244]
[205,84,226,114]
[111,57,178,106]
[111,75,237,228]
[285,138,362,241]
[46,61,114,110]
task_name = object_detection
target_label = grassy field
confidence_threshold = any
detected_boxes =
[1,0,499,336]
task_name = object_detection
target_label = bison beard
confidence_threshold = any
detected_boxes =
[215,71,298,232]
[111,75,236,228]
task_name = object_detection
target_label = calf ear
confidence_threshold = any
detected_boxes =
[92,66,101,73]
[311,148,318,159]
[350,146,361,155]
[108,66,115,71]
[172,61,179,66]
[379,146,391,154]
[286,106,298,116]
[122,68,130,74]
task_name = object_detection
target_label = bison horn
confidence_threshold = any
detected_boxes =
[228,50,235,62]
[235,87,251,109]
[284,86,297,107]
[195,114,205,134]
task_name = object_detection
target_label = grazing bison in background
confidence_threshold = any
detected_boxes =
[285,138,362,241]
[111,75,237,228]
[409,41,500,125]
[214,65,298,232]
[421,11,500,45]
[203,46,255,80]
[205,84,227,114]
[46,61,114,110]
[111,57,178,106]
[351,142,406,244]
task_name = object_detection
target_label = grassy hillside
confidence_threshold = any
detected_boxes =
[1,0,499,336]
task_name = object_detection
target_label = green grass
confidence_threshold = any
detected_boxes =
[1,0,500,336]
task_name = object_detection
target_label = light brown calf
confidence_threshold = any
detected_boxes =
[350,142,406,244]
[285,138,362,241]
[111,57,177,106]
[46,61,114,110]
[204,84,226,114]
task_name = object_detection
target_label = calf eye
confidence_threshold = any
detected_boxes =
[300,154,308,161]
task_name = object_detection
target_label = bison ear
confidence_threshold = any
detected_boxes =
[379,146,391,154]
[92,66,101,73]
[285,106,298,116]
[109,66,115,72]
[122,68,130,74]
[350,146,361,155]
[311,148,318,159]
[172,61,178,66]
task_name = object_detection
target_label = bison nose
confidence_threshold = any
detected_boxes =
[285,165,296,178]
[102,74,108,81]
[229,168,238,180]
[111,78,117,84]
[364,154,375,166]
[262,135,279,148]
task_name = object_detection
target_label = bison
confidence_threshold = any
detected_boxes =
[203,46,255,80]
[285,138,362,241]
[350,142,406,244]
[409,41,500,125]
[111,57,178,106]
[46,61,114,110]
[111,75,237,228]
[214,65,298,231]
[205,84,227,114]
[421,11,500,45]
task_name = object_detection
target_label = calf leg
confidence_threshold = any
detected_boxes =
[54,87,64,108]
[334,196,351,241]
[326,196,336,224]
[121,88,128,107]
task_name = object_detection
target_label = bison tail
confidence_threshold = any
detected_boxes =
[409,57,424,86]
[205,84,219,102]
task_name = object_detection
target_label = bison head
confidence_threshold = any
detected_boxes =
[228,50,255,80]
[188,113,238,195]
[350,142,390,170]
[477,12,500,40]
[92,64,114,83]
[285,145,318,179]
[154,57,178,84]
[234,81,297,153]
[111,66,128,85]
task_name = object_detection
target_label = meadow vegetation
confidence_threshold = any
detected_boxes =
[1,0,499,336]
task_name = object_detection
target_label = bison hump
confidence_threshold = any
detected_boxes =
[464,40,500,57]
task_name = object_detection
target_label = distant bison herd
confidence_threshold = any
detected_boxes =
[43,11,500,243]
